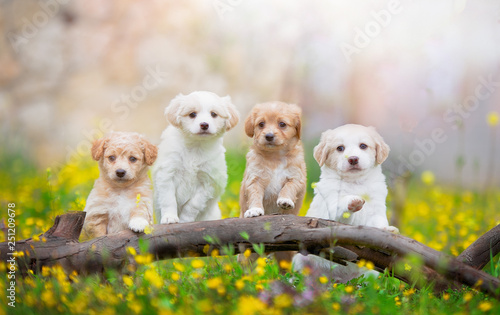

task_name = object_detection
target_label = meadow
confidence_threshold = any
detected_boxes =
[0,142,499,315]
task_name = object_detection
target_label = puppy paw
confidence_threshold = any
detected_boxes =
[160,216,179,224]
[244,208,264,218]
[348,197,365,212]
[129,217,149,232]
[383,226,400,234]
[277,198,295,210]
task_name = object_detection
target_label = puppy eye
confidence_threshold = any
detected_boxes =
[211,112,218,118]
[189,112,197,118]
[108,155,116,162]
[336,146,345,152]
[360,143,368,150]
[129,156,137,163]
[279,122,287,128]
[258,122,265,128]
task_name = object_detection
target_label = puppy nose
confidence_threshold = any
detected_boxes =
[348,156,359,165]
[265,133,274,142]
[116,169,126,178]
[200,122,209,130]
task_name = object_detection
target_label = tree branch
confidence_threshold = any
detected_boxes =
[1,213,499,299]
[458,224,500,270]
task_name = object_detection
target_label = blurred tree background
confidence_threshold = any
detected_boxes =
[0,0,499,189]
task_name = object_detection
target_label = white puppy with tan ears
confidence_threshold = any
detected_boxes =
[153,91,239,224]
[293,124,398,282]
[82,132,158,239]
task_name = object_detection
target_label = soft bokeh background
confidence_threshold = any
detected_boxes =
[1,0,499,188]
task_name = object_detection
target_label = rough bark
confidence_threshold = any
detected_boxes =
[458,224,500,270]
[1,213,499,298]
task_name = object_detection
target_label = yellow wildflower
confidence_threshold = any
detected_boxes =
[143,225,153,235]
[478,301,492,312]
[274,294,293,308]
[144,269,163,288]
[421,170,435,185]
[487,111,499,127]
[171,272,180,281]
[223,263,233,273]
[332,302,341,311]
[365,261,375,270]
[235,279,245,290]
[123,275,134,287]
[319,276,328,284]
[443,293,450,301]
[207,277,223,289]
[135,253,153,265]
[279,260,291,270]
[168,284,178,295]
[243,248,252,258]
[191,259,205,269]
[345,285,354,293]
[173,261,186,272]
[126,247,137,256]
[463,292,473,302]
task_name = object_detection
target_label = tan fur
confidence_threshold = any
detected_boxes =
[239,102,307,268]
[82,132,158,240]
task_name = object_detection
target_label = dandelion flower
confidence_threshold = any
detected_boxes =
[421,170,435,185]
[171,272,180,281]
[487,111,499,127]
[345,285,354,293]
[235,279,245,290]
[279,260,291,271]
[274,294,293,308]
[126,247,137,256]
[332,303,341,311]
[478,301,492,312]
[191,259,205,269]
[173,261,185,272]
[207,277,223,289]
[123,275,134,287]
[319,276,328,284]
[463,292,473,302]
[243,248,252,258]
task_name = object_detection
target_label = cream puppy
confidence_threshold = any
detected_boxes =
[82,132,158,239]
[239,102,307,219]
[293,124,397,281]
[153,91,239,224]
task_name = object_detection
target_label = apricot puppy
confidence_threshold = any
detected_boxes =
[240,102,307,218]
[82,132,158,239]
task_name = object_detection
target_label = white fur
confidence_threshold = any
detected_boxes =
[293,124,398,281]
[153,91,239,224]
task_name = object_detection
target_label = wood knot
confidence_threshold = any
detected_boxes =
[308,219,319,228]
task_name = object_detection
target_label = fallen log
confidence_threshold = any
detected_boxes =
[458,224,500,270]
[1,212,499,299]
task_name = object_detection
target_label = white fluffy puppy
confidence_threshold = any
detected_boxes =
[293,124,398,281]
[153,91,239,224]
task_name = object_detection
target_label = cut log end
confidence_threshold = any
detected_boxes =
[42,211,86,241]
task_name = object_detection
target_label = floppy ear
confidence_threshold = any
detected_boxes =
[370,127,390,164]
[142,139,158,166]
[291,104,302,139]
[223,96,240,131]
[91,137,107,161]
[164,94,184,127]
[313,138,329,167]
[244,110,255,138]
